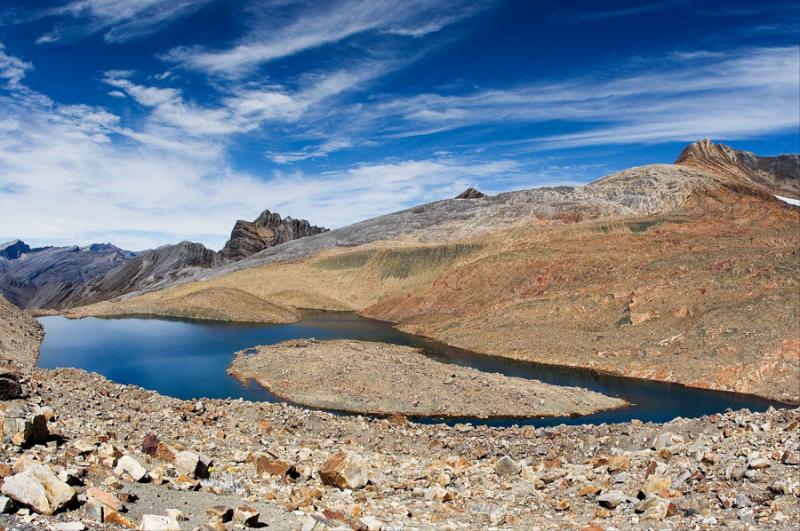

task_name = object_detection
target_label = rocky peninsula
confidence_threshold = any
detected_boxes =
[228,339,626,418]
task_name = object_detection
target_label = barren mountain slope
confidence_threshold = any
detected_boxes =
[0,243,136,309]
[0,294,43,368]
[68,142,800,401]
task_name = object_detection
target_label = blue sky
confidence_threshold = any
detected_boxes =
[1,0,798,250]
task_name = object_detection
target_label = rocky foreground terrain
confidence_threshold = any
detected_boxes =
[0,336,799,530]
[228,339,624,418]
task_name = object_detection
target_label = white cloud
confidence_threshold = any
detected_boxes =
[269,139,353,164]
[37,0,213,43]
[0,44,32,86]
[337,46,799,148]
[165,0,489,77]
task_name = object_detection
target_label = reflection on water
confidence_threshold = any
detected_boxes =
[38,311,789,427]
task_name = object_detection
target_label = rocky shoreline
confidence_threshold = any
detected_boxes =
[228,339,626,418]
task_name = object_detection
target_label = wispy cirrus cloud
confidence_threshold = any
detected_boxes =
[34,0,213,44]
[165,0,489,77]
[318,46,799,149]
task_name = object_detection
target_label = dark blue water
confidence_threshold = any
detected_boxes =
[38,311,791,427]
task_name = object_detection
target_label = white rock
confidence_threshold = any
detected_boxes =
[175,451,211,479]
[141,514,181,530]
[357,515,384,531]
[52,523,85,531]
[1,464,75,515]
[114,455,148,482]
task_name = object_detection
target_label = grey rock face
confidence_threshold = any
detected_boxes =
[0,243,136,309]
[220,210,327,261]
[77,241,222,306]
[0,240,31,260]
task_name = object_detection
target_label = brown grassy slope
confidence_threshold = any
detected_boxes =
[71,287,301,324]
[0,294,43,368]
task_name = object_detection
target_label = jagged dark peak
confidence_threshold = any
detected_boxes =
[455,187,487,199]
[0,240,30,260]
[220,209,328,261]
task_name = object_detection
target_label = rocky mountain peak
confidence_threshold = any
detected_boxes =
[0,240,31,260]
[455,187,487,199]
[676,139,799,197]
[220,209,327,261]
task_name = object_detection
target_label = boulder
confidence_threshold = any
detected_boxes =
[640,474,671,497]
[598,490,630,509]
[234,505,260,526]
[87,487,125,512]
[319,451,368,490]
[255,455,290,476]
[141,514,181,531]
[206,505,233,522]
[0,369,23,400]
[652,431,683,450]
[155,441,178,462]
[1,464,75,515]
[494,455,521,476]
[104,510,137,529]
[0,401,48,446]
[114,455,148,482]
[175,450,212,479]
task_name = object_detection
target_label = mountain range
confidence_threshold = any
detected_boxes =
[0,210,326,309]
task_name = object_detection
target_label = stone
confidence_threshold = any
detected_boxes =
[0,369,23,400]
[1,464,76,515]
[206,505,233,522]
[356,515,385,530]
[155,442,178,462]
[494,455,521,476]
[166,509,187,521]
[255,455,290,476]
[653,431,683,450]
[319,450,368,490]
[635,496,674,520]
[86,487,125,512]
[0,495,13,513]
[598,490,628,509]
[175,450,211,479]
[234,505,260,526]
[141,433,159,456]
[607,455,630,472]
[578,485,602,497]
[748,457,770,469]
[640,474,671,496]
[141,514,181,530]
[104,510,137,529]
[52,523,85,531]
[114,455,148,482]
[781,450,800,465]
[0,401,49,446]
